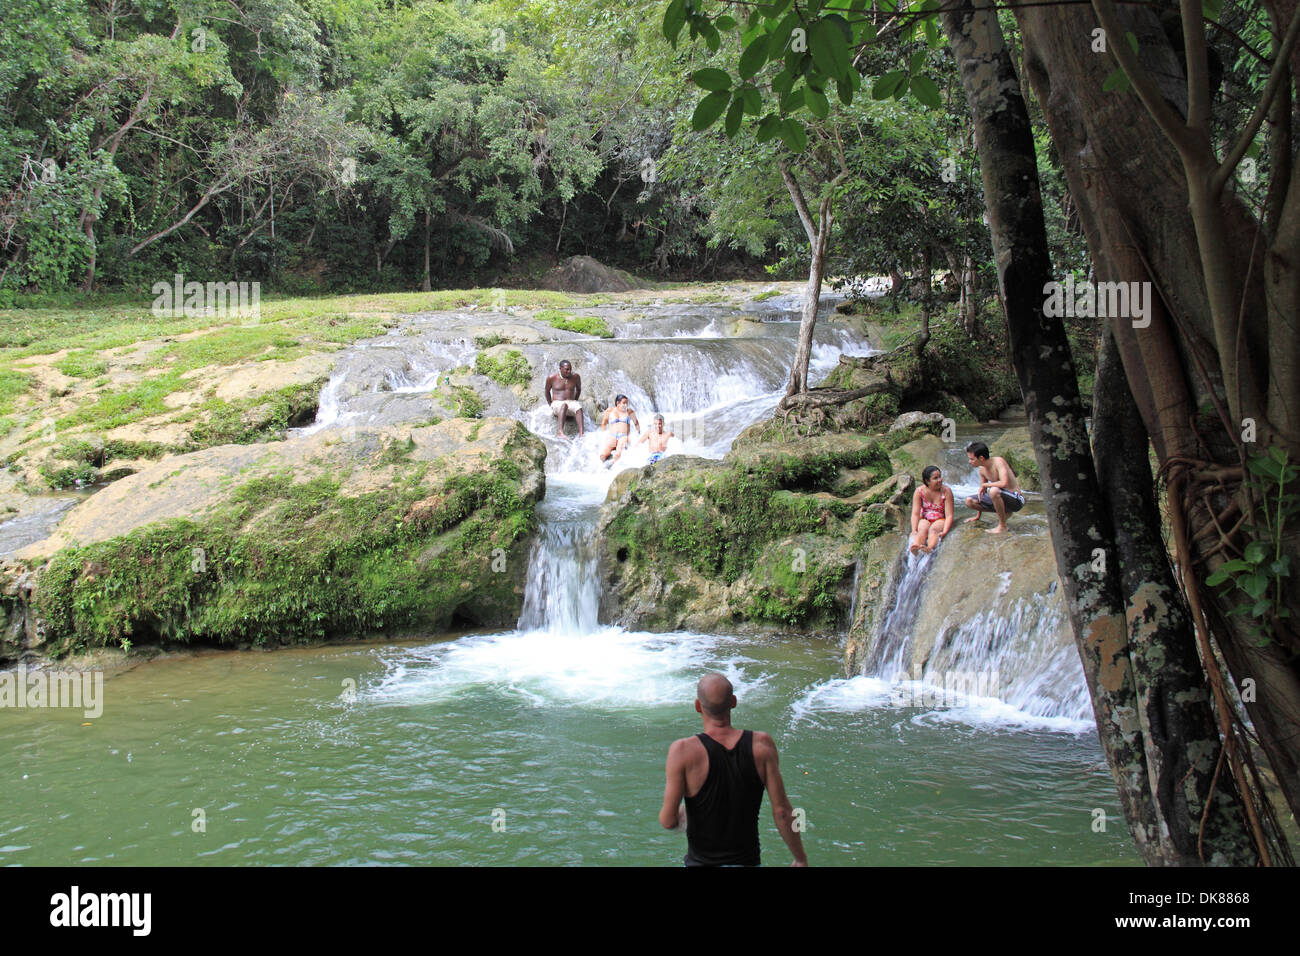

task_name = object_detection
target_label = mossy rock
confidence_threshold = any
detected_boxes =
[598,433,899,632]
[992,426,1039,491]
[15,419,546,656]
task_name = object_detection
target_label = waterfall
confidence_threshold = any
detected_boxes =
[848,534,1092,724]
[863,548,934,677]
[517,479,602,635]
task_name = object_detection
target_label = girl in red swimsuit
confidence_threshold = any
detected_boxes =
[910,464,954,554]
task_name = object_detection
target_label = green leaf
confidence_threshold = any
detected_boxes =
[770,10,800,52]
[756,113,782,143]
[806,85,830,118]
[1247,454,1283,479]
[1102,67,1131,93]
[663,0,687,44]
[1242,573,1269,599]
[872,70,906,100]
[715,14,737,31]
[893,76,910,100]
[693,68,732,92]
[692,90,732,131]
[1270,556,1290,576]
[809,15,852,78]
[741,85,763,115]
[911,74,942,108]
[924,17,942,49]
[739,33,771,78]
[1125,31,1139,55]
[1250,599,1273,617]
[1244,540,1269,564]
[780,86,805,112]
[1219,559,1253,574]
[772,68,795,94]
[703,22,721,52]
[778,116,808,151]
[1205,568,1232,587]
[724,95,744,136]
[836,74,854,105]
[909,50,928,73]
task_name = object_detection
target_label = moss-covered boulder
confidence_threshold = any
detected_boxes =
[992,425,1039,491]
[2,418,545,658]
[597,433,897,632]
[888,433,947,482]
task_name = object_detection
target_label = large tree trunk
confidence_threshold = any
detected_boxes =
[1013,0,1300,838]
[941,0,1260,864]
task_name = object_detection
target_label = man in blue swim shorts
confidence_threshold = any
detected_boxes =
[638,413,674,464]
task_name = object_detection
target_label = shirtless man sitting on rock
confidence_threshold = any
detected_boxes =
[544,360,583,438]
[963,441,1025,534]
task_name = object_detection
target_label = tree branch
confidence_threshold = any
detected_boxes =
[1212,3,1300,198]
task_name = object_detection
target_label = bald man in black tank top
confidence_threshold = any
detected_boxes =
[659,673,808,866]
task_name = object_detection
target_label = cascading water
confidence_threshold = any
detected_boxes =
[297,297,1088,729]
[863,549,934,677]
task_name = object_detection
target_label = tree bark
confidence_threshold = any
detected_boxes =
[942,0,1182,863]
[1094,327,1257,863]
[1013,0,1300,835]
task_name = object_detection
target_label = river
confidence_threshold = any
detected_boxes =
[0,295,1137,865]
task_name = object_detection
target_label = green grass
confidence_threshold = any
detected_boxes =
[54,350,110,378]
[474,349,532,387]
[535,309,614,338]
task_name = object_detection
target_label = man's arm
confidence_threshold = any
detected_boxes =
[544,376,553,404]
[572,374,581,400]
[753,732,808,865]
[659,739,688,830]
[636,430,650,445]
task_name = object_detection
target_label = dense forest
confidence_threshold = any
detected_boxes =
[0,0,1085,300]
[3,0,1299,867]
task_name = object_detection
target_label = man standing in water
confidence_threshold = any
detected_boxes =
[544,360,583,438]
[659,673,808,866]
[962,440,1025,534]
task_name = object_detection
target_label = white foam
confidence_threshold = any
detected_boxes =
[367,629,761,710]
[790,675,1094,734]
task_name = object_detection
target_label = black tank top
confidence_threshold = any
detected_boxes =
[684,729,765,867]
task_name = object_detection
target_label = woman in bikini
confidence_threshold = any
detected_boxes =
[910,464,954,554]
[598,394,640,464]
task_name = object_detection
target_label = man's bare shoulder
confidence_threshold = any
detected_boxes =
[668,734,704,754]
[751,730,779,755]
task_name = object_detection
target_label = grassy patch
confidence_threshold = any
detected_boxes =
[474,349,532,387]
[449,385,484,418]
[54,350,110,378]
[535,309,613,338]
[187,381,323,447]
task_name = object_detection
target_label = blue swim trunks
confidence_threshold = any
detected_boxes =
[648,452,663,464]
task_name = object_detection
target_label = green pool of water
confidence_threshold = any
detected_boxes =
[0,629,1136,866]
